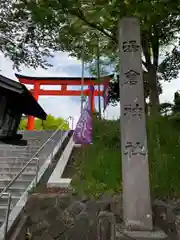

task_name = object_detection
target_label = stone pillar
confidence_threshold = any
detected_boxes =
[119,17,152,231]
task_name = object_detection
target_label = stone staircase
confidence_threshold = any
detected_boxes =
[0,130,67,228]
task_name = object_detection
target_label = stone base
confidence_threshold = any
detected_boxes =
[116,229,168,240]
[74,144,82,148]
[47,178,71,189]
[47,187,70,194]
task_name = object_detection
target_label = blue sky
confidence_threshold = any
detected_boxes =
[0,51,179,125]
[0,51,120,125]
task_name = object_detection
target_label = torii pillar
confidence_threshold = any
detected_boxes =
[28,82,40,130]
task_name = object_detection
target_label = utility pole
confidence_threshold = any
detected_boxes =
[97,37,101,119]
[81,47,85,114]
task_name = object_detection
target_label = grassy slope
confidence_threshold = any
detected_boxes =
[72,116,180,199]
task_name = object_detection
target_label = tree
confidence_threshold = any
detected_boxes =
[107,71,163,108]
[87,56,111,115]
[168,91,180,122]
[10,0,180,115]
[159,102,172,115]
[19,115,69,130]
[172,91,180,115]
[0,0,53,69]
[19,117,27,130]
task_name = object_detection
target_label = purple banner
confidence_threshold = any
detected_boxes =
[73,97,92,144]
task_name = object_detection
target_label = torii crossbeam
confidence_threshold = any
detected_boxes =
[15,74,112,130]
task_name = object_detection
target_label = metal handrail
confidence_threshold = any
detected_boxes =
[0,116,74,198]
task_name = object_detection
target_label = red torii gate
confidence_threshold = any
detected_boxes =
[15,74,112,130]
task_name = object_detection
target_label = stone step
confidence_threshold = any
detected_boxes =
[0,166,36,174]
[0,157,43,163]
[0,162,36,169]
[0,179,31,189]
[22,131,54,135]
[0,143,41,147]
[0,161,37,167]
[0,219,4,227]
[0,162,45,172]
[0,195,20,207]
[0,187,26,197]
[26,138,53,142]
[0,130,68,230]
[0,149,40,154]
[0,156,34,160]
[0,153,36,158]
[22,132,65,142]
[0,144,41,149]
[0,166,36,173]
[0,172,35,181]
[0,146,53,154]
[0,144,41,148]
[0,150,40,154]
[0,205,13,220]
[25,138,55,143]
[0,150,35,154]
[26,139,53,144]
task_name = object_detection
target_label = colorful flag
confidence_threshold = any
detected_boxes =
[73,97,92,144]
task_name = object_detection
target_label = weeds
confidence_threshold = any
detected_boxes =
[72,116,180,199]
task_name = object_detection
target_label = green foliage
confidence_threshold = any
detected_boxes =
[0,0,53,69]
[159,102,172,115]
[72,116,180,198]
[72,118,121,198]
[13,0,180,112]
[18,117,27,130]
[1,0,179,114]
[157,91,180,121]
[147,116,180,198]
[168,91,180,122]
[19,115,69,130]
[172,91,180,115]
[159,47,180,82]
[13,1,180,66]
[86,57,113,79]
[107,72,163,107]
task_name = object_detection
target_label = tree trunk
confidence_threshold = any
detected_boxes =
[145,101,148,116]
[148,66,160,115]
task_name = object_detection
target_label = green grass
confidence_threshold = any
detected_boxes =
[72,115,180,199]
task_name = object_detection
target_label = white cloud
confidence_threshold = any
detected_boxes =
[0,51,179,125]
[105,103,120,120]
[0,52,71,79]
[160,78,180,103]
[39,96,81,128]
[0,52,82,124]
